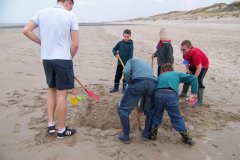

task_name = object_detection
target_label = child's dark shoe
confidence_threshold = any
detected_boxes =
[180,131,195,146]
[149,126,158,141]
[118,133,130,144]
[142,133,150,141]
[109,88,119,93]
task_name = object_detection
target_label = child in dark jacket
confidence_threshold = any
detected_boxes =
[110,29,134,93]
[151,28,174,76]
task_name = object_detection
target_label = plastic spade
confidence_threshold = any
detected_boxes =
[74,76,100,102]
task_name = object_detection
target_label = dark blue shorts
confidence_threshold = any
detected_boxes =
[43,60,74,90]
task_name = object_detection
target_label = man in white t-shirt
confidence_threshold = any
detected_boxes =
[23,0,79,138]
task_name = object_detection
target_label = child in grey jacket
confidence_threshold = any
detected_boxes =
[151,28,174,76]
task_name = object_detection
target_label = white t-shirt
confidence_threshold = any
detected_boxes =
[31,5,79,60]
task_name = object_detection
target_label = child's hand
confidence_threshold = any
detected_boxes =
[186,69,192,74]
[116,53,120,58]
[189,94,197,104]
[151,54,155,59]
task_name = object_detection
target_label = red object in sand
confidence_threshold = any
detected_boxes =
[74,76,100,102]
[84,88,100,102]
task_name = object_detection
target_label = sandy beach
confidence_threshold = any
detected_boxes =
[0,18,240,160]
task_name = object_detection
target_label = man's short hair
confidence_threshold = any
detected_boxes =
[57,0,74,4]
[123,29,131,35]
[181,40,192,48]
[161,63,174,73]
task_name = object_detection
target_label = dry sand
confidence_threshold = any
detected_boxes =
[0,18,240,160]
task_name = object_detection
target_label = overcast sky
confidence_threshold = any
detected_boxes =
[0,0,237,23]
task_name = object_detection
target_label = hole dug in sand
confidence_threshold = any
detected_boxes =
[74,84,140,131]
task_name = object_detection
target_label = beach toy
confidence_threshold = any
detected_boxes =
[190,99,197,105]
[69,96,85,106]
[186,97,197,105]
[70,96,79,106]
[77,96,85,102]
[182,59,189,65]
[74,77,100,102]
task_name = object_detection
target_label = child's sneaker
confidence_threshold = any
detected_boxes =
[47,125,56,134]
[57,127,76,139]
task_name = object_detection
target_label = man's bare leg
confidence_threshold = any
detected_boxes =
[47,88,57,124]
[56,90,68,129]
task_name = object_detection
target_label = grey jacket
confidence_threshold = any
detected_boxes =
[153,42,174,66]
[123,58,157,83]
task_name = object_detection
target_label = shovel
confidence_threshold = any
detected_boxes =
[74,76,100,102]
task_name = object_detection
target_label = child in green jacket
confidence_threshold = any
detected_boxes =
[150,64,198,146]
[110,29,134,93]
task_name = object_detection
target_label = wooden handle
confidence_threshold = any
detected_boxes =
[74,76,88,94]
[74,76,84,88]
[118,57,125,68]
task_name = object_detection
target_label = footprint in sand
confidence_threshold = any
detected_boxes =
[0,102,7,107]
[99,79,110,82]
[13,91,25,99]
[25,73,35,76]
[47,154,61,160]
[34,132,56,145]
[7,99,18,105]
[23,89,30,92]
[13,123,20,134]
[210,77,216,81]
[15,72,23,75]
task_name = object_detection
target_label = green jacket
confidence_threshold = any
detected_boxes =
[112,39,134,65]
[157,71,198,94]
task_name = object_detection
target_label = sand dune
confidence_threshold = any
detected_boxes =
[132,1,240,21]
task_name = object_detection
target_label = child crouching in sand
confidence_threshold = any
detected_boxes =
[150,64,198,146]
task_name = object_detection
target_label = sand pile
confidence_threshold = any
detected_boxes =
[73,84,140,130]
